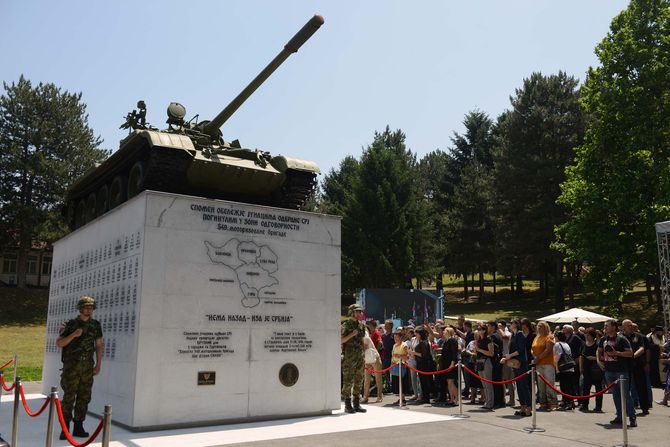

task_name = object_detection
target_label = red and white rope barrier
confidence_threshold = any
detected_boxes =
[18,383,51,417]
[55,397,104,447]
[0,358,13,370]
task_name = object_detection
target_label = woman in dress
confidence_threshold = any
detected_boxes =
[438,327,460,405]
[390,329,409,405]
[579,327,603,412]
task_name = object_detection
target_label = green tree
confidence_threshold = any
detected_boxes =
[441,111,496,301]
[0,76,108,288]
[343,127,426,290]
[320,155,359,216]
[556,0,670,312]
[417,150,451,288]
[493,72,585,308]
[319,156,360,290]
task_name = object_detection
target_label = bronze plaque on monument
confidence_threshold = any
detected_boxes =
[197,371,216,385]
[278,363,299,387]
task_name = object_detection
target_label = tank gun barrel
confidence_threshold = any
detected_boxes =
[202,14,324,138]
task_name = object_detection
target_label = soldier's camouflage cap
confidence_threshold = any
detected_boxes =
[77,295,96,309]
[347,304,363,313]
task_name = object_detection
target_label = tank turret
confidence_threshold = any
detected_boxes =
[64,15,324,230]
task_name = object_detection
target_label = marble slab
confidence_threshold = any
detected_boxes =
[42,191,341,429]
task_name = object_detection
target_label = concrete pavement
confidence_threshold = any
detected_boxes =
[1,385,668,446]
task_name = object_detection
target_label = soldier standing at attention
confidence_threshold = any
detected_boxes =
[341,303,367,413]
[56,296,103,439]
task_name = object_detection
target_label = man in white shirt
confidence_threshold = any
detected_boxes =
[554,338,576,410]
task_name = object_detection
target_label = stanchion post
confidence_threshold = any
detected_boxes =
[620,375,628,446]
[102,404,112,447]
[451,361,470,418]
[11,376,20,447]
[12,355,17,385]
[0,370,6,447]
[612,375,637,447]
[45,387,58,447]
[523,367,545,433]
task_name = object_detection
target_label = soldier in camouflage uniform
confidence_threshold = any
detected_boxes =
[341,303,367,413]
[56,295,103,439]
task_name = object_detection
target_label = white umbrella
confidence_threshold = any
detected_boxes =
[538,307,613,324]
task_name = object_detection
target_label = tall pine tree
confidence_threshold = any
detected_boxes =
[493,72,585,308]
[0,76,108,287]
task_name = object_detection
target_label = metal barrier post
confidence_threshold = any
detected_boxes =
[612,375,638,447]
[11,377,20,447]
[0,371,7,447]
[44,387,57,447]
[523,367,545,433]
[451,362,469,418]
[102,405,112,447]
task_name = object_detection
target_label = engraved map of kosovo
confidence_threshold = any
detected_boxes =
[205,239,279,308]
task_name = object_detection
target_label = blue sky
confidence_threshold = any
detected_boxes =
[2,1,629,178]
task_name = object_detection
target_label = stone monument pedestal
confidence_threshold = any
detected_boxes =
[42,191,341,430]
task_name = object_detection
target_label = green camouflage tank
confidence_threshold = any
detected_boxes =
[63,15,324,230]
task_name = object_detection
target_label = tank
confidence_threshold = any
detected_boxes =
[64,15,324,230]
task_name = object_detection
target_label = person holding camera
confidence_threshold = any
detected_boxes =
[56,295,103,440]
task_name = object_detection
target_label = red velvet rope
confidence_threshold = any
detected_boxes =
[18,383,51,417]
[403,362,458,376]
[55,398,104,447]
[1,374,15,392]
[462,364,531,385]
[0,358,13,370]
[365,364,395,374]
[537,372,618,399]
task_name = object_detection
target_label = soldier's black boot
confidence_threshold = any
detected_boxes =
[59,421,70,440]
[353,397,367,413]
[344,398,355,413]
[72,420,89,438]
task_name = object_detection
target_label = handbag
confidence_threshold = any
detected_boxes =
[364,347,379,364]
[476,358,486,371]
[506,358,521,369]
[557,343,576,372]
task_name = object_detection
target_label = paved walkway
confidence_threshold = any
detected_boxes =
[1,386,668,446]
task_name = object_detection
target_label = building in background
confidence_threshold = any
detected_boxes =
[0,235,52,287]
[356,288,443,325]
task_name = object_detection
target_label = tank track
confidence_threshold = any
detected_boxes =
[143,149,192,194]
[271,169,317,210]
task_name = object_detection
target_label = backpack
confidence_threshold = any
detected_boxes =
[557,342,576,372]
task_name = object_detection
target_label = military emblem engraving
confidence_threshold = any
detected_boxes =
[197,371,216,385]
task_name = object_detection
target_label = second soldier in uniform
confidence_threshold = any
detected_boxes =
[341,303,367,413]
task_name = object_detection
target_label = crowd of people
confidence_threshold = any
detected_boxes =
[345,312,670,427]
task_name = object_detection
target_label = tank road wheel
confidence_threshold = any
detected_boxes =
[96,185,109,217]
[85,193,97,223]
[127,161,145,199]
[109,175,127,208]
[75,200,87,229]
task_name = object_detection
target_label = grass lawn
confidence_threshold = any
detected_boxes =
[441,283,662,329]
[0,287,48,382]
[0,324,46,382]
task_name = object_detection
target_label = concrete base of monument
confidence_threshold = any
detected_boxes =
[1,393,456,447]
[97,409,334,432]
[41,191,342,429]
